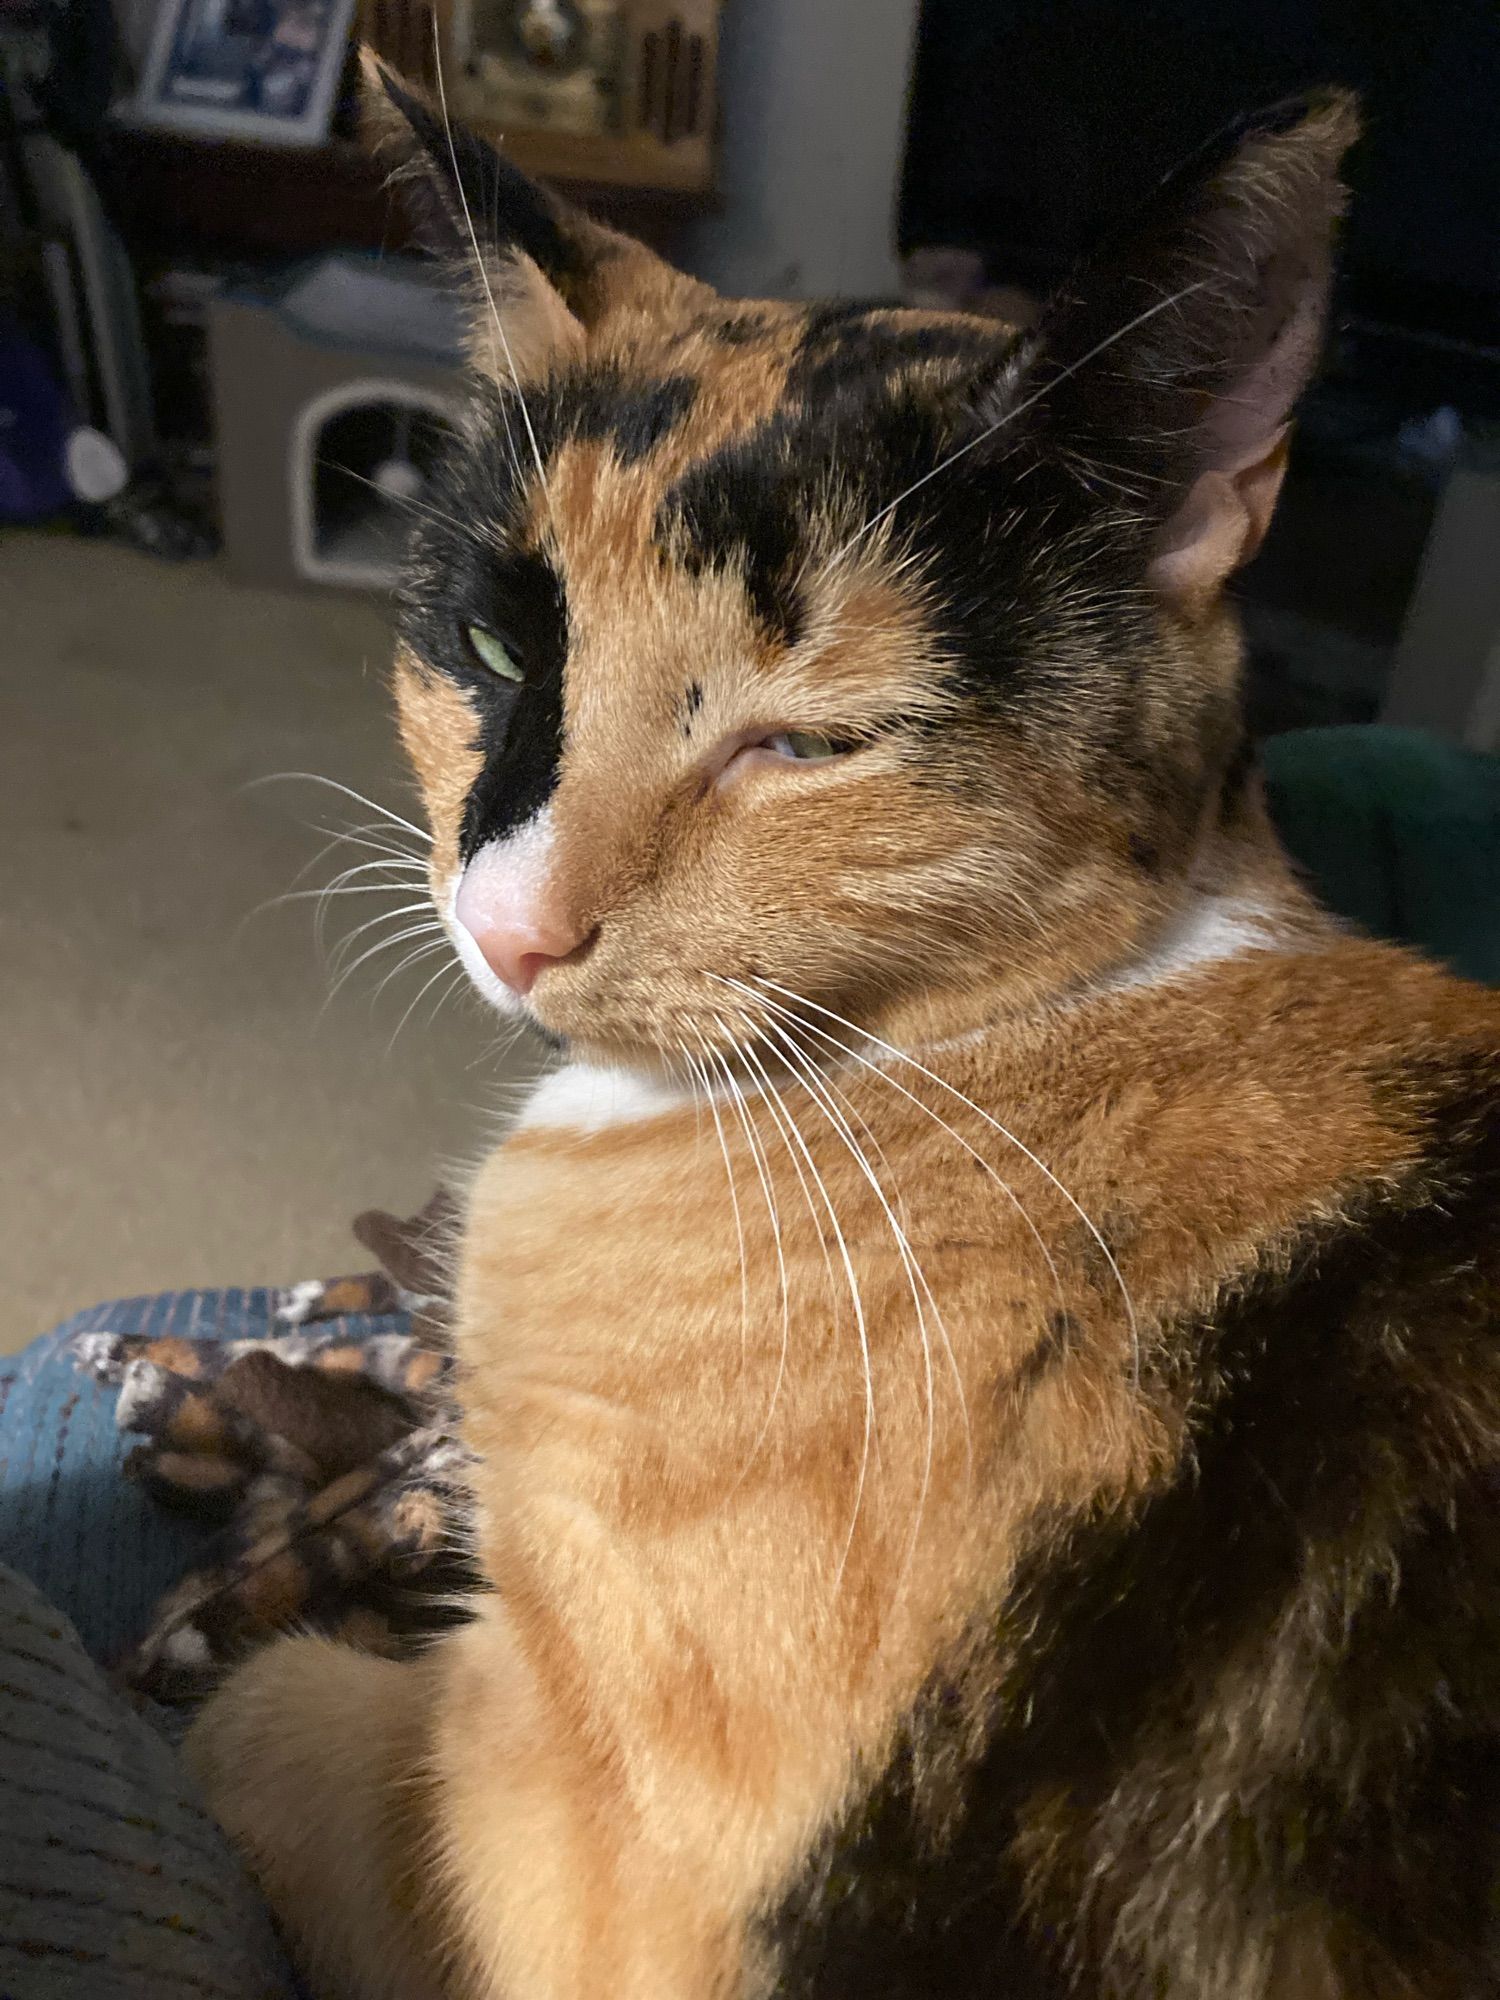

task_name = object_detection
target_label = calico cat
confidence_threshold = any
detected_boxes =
[184,55,1500,2000]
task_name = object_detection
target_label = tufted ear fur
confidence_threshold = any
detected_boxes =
[359,49,705,384]
[1030,92,1360,617]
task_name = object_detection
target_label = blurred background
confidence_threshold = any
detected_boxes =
[1,0,1497,1347]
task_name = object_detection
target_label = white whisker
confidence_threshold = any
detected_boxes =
[732,1020,877,1585]
[832,280,1207,564]
[681,1042,750,1371]
[430,18,555,528]
[759,1013,956,1588]
[326,921,446,1002]
[246,772,431,846]
[369,938,450,1007]
[748,977,1141,1387]
[739,981,1070,1343]
[388,950,462,1052]
[699,1033,792,1482]
[327,900,440,973]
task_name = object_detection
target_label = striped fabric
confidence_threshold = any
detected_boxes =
[0,1562,295,2000]
[0,1288,409,2000]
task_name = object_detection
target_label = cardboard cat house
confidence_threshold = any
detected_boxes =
[209,255,465,592]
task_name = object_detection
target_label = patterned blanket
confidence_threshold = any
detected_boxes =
[66,1194,477,1701]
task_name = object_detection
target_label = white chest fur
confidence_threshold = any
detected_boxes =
[512,1062,695,1136]
[1104,892,1289,993]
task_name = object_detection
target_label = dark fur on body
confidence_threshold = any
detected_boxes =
[177,58,1500,2000]
[774,1028,1500,2000]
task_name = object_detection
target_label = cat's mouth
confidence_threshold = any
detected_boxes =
[442,872,669,1064]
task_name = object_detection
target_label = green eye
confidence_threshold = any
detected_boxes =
[765,730,852,762]
[465,625,523,683]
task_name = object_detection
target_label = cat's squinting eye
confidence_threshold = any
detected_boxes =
[761,730,855,763]
[465,625,523,683]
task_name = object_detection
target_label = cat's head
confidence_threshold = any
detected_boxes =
[368,56,1355,1070]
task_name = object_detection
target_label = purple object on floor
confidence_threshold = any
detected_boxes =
[0,326,74,522]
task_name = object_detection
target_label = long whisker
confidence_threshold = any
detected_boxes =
[759,1013,955,1583]
[738,980,1070,1339]
[246,773,431,846]
[387,949,462,1052]
[326,920,447,1002]
[369,936,450,1007]
[733,1021,877,1585]
[318,459,478,546]
[430,18,555,527]
[712,1013,838,1327]
[315,877,431,959]
[767,1012,970,1452]
[748,977,1141,1387]
[277,826,429,904]
[699,1033,791,1481]
[832,280,1207,564]
[681,1042,750,1372]
[327,900,440,972]
[237,859,427,953]
[287,827,431,895]
[270,863,430,906]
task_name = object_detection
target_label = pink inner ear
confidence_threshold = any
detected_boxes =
[1150,242,1328,614]
[1203,260,1326,462]
[1149,429,1290,613]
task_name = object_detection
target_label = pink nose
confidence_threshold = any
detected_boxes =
[468,920,576,996]
[454,853,586,998]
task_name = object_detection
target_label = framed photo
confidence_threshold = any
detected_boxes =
[128,0,356,146]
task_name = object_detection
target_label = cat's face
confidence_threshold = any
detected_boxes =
[374,64,1354,1069]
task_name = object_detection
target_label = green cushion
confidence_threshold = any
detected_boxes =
[1262,726,1500,984]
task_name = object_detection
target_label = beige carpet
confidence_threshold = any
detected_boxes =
[0,534,538,1353]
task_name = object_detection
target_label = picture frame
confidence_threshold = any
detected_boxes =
[127,0,357,147]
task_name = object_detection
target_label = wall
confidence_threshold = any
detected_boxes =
[679,0,922,302]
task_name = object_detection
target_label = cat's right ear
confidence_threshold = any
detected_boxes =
[1023,91,1360,619]
[360,48,587,382]
[360,50,698,384]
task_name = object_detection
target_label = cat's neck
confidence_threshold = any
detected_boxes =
[544,803,1331,1108]
[869,798,1331,1053]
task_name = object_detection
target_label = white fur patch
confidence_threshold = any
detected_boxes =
[446,808,556,1019]
[274,1279,324,1326]
[71,1331,125,1380]
[514,1062,693,1135]
[162,1624,212,1669]
[115,1359,171,1431]
[1106,893,1287,993]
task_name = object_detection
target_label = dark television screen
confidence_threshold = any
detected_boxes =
[900,0,1500,351]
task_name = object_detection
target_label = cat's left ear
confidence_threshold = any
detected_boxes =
[1031,92,1360,616]
[360,50,706,384]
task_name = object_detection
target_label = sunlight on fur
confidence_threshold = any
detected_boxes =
[181,48,1500,2000]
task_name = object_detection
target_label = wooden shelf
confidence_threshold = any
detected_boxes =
[103,126,712,263]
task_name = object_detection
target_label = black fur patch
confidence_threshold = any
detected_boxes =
[533,366,699,467]
[378,70,582,288]
[664,432,810,648]
[789,303,995,402]
[1012,1308,1082,1392]
[454,551,569,854]
[710,309,781,347]
[399,522,570,856]
[765,1051,1500,1998]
